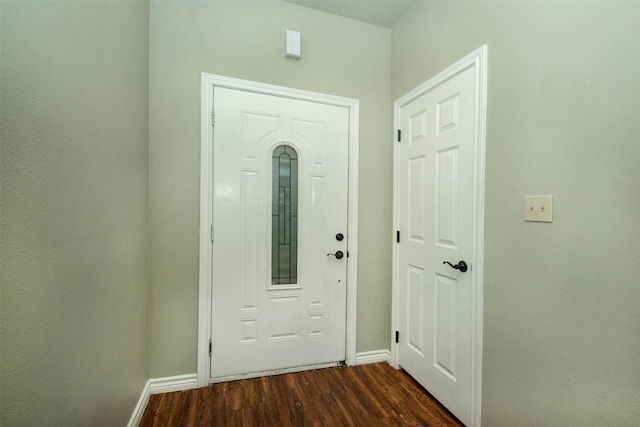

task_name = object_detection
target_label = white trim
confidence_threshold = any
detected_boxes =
[391,45,487,427]
[197,72,215,389]
[345,97,360,367]
[148,373,199,395]
[471,44,488,427]
[355,349,392,365]
[127,374,198,427]
[198,73,359,387]
[127,380,151,427]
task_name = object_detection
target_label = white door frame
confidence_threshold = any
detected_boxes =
[391,45,487,426]
[197,73,360,387]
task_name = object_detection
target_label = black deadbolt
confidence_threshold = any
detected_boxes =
[336,233,344,241]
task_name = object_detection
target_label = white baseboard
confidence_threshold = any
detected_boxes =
[355,349,392,365]
[148,373,198,394]
[127,373,198,427]
[126,352,390,427]
[127,380,151,427]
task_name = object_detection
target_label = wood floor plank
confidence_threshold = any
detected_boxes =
[178,387,202,426]
[139,363,464,427]
[138,394,160,426]
[198,386,214,425]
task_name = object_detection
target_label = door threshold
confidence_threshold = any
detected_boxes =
[209,361,344,384]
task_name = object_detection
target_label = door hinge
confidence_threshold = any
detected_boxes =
[397,129,401,142]
[211,108,216,126]
[396,230,400,243]
[209,339,212,356]
[395,331,399,343]
[210,225,214,242]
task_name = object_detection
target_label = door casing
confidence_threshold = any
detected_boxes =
[392,45,487,427]
[198,73,360,386]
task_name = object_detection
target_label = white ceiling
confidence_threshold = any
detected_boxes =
[282,0,416,29]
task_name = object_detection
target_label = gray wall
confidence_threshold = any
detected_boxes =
[1,1,150,425]
[392,1,640,425]
[148,1,392,376]
[4,1,637,425]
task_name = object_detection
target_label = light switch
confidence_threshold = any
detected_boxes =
[524,195,553,222]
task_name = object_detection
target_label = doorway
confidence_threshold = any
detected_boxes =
[198,74,360,385]
[392,46,487,426]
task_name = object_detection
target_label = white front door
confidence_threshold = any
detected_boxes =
[396,56,484,426]
[211,87,349,380]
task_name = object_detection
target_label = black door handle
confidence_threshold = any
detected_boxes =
[443,260,468,272]
[327,251,344,260]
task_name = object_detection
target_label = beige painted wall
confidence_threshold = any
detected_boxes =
[392,1,640,425]
[0,1,150,425]
[149,1,392,376]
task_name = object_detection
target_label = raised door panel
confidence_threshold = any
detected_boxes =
[435,147,459,248]
[433,273,457,381]
[407,265,425,357]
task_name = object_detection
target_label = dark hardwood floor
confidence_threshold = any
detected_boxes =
[140,363,462,427]
[139,362,463,426]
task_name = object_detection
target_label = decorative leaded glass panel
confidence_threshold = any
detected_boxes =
[272,145,298,285]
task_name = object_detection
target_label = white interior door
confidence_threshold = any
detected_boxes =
[396,63,480,425]
[211,87,349,380]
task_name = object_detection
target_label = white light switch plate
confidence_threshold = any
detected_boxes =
[524,195,553,222]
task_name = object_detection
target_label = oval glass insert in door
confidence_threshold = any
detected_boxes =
[272,144,298,285]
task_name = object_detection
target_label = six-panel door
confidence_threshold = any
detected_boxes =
[397,65,477,426]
